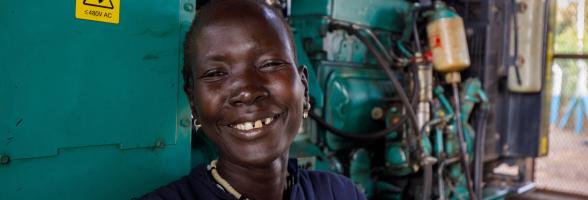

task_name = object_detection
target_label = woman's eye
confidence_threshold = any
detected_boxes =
[259,61,287,71]
[200,70,227,80]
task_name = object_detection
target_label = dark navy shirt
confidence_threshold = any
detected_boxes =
[141,159,366,200]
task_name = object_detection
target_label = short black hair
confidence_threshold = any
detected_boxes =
[182,0,295,94]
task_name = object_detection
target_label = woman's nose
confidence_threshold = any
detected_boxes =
[228,79,269,106]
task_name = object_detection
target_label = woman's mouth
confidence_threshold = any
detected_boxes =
[228,114,280,131]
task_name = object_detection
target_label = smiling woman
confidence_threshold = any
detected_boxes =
[140,0,366,200]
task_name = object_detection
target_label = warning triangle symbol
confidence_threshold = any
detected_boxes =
[83,0,114,9]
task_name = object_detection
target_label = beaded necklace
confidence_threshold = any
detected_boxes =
[208,160,293,200]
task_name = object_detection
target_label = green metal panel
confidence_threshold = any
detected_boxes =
[290,0,332,16]
[291,0,410,32]
[331,0,409,32]
[0,0,195,199]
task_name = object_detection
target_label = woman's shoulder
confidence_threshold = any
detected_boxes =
[294,168,366,200]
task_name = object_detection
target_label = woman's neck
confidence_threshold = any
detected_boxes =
[216,154,289,200]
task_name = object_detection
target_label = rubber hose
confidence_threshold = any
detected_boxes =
[473,109,488,200]
[309,111,406,140]
[452,83,477,200]
[422,163,433,200]
[411,9,423,54]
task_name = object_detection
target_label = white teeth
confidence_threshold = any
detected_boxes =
[231,117,275,131]
[236,124,245,130]
[264,117,272,125]
[244,122,253,130]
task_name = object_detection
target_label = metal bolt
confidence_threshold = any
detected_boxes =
[517,2,528,13]
[466,28,474,36]
[390,117,401,125]
[180,118,191,128]
[371,107,384,120]
[155,140,165,149]
[388,107,397,113]
[516,56,525,66]
[0,155,10,165]
[183,3,194,12]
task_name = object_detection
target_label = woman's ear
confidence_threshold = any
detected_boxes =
[184,85,199,117]
[298,65,310,107]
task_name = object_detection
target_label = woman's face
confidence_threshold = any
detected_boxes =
[189,13,308,166]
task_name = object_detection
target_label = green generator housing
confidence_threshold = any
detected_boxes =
[1,0,196,199]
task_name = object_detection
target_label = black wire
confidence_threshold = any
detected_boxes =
[329,21,420,136]
[309,111,406,140]
[364,28,396,62]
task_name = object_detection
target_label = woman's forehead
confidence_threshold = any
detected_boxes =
[200,18,289,45]
[187,1,296,63]
[195,15,294,57]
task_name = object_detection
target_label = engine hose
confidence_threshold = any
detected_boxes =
[422,162,433,200]
[308,111,406,140]
[329,21,420,138]
[451,83,477,200]
[411,9,423,54]
[438,157,461,200]
[363,28,395,62]
[418,117,449,200]
[473,108,488,200]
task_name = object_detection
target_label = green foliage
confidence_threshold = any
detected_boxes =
[554,1,588,53]
[553,0,588,98]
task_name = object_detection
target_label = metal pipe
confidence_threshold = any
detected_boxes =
[418,117,452,200]
[473,108,488,200]
[438,157,460,200]
[422,161,433,200]
[452,83,477,200]
[417,63,433,130]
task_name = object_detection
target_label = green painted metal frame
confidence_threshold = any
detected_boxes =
[0,0,196,199]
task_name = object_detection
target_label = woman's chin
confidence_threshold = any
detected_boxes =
[226,148,288,167]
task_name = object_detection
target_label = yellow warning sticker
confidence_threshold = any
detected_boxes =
[75,0,120,24]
